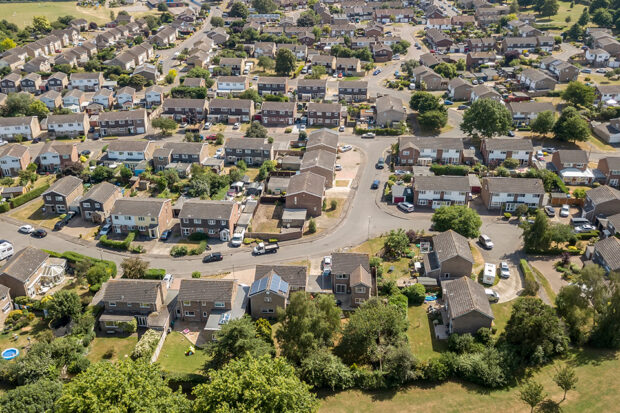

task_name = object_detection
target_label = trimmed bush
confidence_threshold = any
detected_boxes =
[143,268,166,280]
[45,250,117,278]
[192,271,201,278]
[131,329,162,360]
[576,230,599,240]
[189,240,207,255]
[170,245,188,257]
[10,183,50,208]
[430,164,469,176]
[519,259,539,296]
[402,284,426,305]
[503,212,512,220]
[99,232,136,251]
[188,232,209,241]
[0,202,10,213]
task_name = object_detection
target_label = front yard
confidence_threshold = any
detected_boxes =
[252,203,282,233]
[10,199,61,229]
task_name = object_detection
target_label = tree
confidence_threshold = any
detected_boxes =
[299,349,353,391]
[554,364,578,402]
[589,271,620,348]
[578,8,590,25]
[0,379,62,413]
[0,37,16,52]
[157,2,169,11]
[522,209,551,252]
[384,229,410,257]
[151,117,177,136]
[165,69,177,84]
[55,359,189,412]
[119,166,133,184]
[401,59,420,77]
[337,298,408,367]
[229,2,249,18]
[47,290,82,322]
[409,91,442,113]
[257,55,275,71]
[431,205,482,238]
[210,16,224,27]
[553,106,590,142]
[252,0,278,13]
[239,88,262,103]
[33,16,51,33]
[418,110,448,131]
[306,64,326,79]
[245,121,268,139]
[275,48,296,76]
[276,292,341,364]
[461,98,512,138]
[502,297,569,366]
[592,8,613,27]
[566,23,584,41]
[128,74,147,90]
[562,81,595,107]
[540,0,559,17]
[27,100,49,118]
[206,316,274,370]
[589,0,609,12]
[519,380,546,413]
[121,257,148,279]
[530,110,555,135]
[90,165,114,183]
[510,0,519,13]
[1,92,34,117]
[297,10,319,27]
[193,355,319,413]
[433,62,458,79]
[308,218,316,233]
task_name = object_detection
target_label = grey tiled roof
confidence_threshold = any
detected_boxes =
[399,136,464,151]
[0,247,49,282]
[595,237,620,271]
[108,140,151,152]
[586,185,620,204]
[443,276,494,319]
[178,279,236,302]
[81,182,119,204]
[307,129,338,150]
[433,230,474,265]
[0,144,28,159]
[178,200,235,220]
[557,149,588,165]
[101,279,162,304]
[482,138,533,151]
[111,198,168,217]
[414,176,470,192]
[332,252,370,275]
[43,175,82,196]
[254,265,308,290]
[484,177,545,194]
[301,149,336,171]
[98,109,146,122]
[225,138,272,151]
[287,172,325,197]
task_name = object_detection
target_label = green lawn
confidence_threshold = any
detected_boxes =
[522,3,588,30]
[319,347,620,413]
[157,332,210,375]
[490,301,514,337]
[407,305,448,360]
[0,318,48,353]
[87,335,138,363]
[531,265,557,303]
[3,2,113,27]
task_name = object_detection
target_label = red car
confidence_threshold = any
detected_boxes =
[204,134,217,140]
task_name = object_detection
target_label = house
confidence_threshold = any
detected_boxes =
[277,43,307,60]
[307,128,339,154]
[206,27,229,45]
[42,175,83,214]
[62,89,86,110]
[540,57,579,82]
[466,52,496,68]
[398,136,464,165]
[285,172,326,217]
[319,37,345,50]
[152,142,209,171]
[595,85,620,104]
[92,88,115,109]
[300,149,336,188]
[0,54,24,71]
[375,95,405,128]
[249,271,289,319]
[37,142,79,172]
[0,284,11,327]
[38,90,62,110]
[330,253,372,307]
[254,42,276,58]
[216,76,248,96]
[518,68,557,91]
[597,157,620,187]
[467,37,496,52]
[151,26,177,47]
[330,23,356,37]
[0,116,41,141]
[69,72,104,91]
[552,150,593,185]
[116,86,136,108]
[337,81,368,102]
[179,200,240,238]
[0,73,20,94]
[583,185,620,220]
[261,101,296,126]
[20,73,42,93]
[481,177,544,211]
[470,84,502,102]
[162,98,208,123]
[45,113,89,139]
[133,64,160,82]
[426,28,454,50]
[98,109,148,136]
[423,230,474,279]
[0,144,30,177]
[254,264,307,292]
[480,138,533,166]
[448,77,473,101]
[207,99,254,124]
[80,182,122,223]
[219,57,245,75]
[268,175,291,194]
[224,138,273,166]
[307,103,341,127]
[46,72,68,92]
[506,101,554,126]
[411,66,445,91]
[443,276,494,334]
[452,15,476,28]
[585,48,611,66]
[392,183,413,204]
[257,77,288,96]
[335,57,361,75]
[175,279,249,342]
[413,176,471,209]
[110,198,172,238]
[96,279,172,331]
[297,79,327,100]
[106,140,154,169]
[592,237,620,274]
[144,85,165,108]
[0,247,66,298]
[309,54,336,73]
[371,43,393,62]
[105,53,136,71]
[374,8,415,23]
[427,18,452,30]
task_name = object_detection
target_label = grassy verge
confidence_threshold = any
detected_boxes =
[9,199,61,229]
[531,264,557,303]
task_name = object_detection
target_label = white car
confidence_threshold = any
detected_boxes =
[233,122,240,129]
[204,122,212,130]
[215,148,224,158]
[99,223,111,236]
[340,145,353,152]
[500,262,510,279]
[323,255,332,270]
[335,164,342,171]
[339,125,345,132]
[299,124,306,131]
[575,224,596,233]
[0,140,7,147]
[18,225,34,234]
[108,163,118,169]
[560,204,570,217]
[485,289,500,302]
[397,202,414,213]
[252,75,259,80]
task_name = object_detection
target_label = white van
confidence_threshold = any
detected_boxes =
[231,228,245,247]
[483,263,496,285]
[0,241,14,260]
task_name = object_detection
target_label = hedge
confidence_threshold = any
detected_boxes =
[45,250,117,278]
[143,268,166,280]
[99,231,136,251]
[519,259,540,296]
[10,183,50,208]
[430,164,470,176]
[189,240,207,256]
[0,202,9,213]
[354,127,404,136]
[576,230,599,240]
[131,329,162,360]
[188,232,209,241]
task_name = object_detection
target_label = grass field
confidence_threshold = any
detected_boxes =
[407,305,448,360]
[157,332,210,375]
[2,2,111,27]
[87,335,137,363]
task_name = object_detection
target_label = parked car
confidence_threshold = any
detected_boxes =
[376,157,385,169]
[335,164,342,171]
[397,202,414,213]
[53,220,67,231]
[536,150,545,160]
[322,255,332,272]
[507,130,515,137]
[215,148,224,158]
[544,205,556,217]
[204,122,212,130]
[81,150,91,156]
[444,99,453,105]
[233,122,240,130]
[160,229,172,241]
[500,261,510,279]
[373,69,382,76]
[18,225,34,234]
[485,288,500,302]
[371,179,380,189]
[575,224,596,233]
[560,204,570,217]
[340,144,353,152]
[362,132,376,139]
[99,223,111,237]
[33,229,47,238]
[393,54,400,60]
[339,125,345,132]
[457,105,469,110]
[479,234,494,249]
[203,252,223,263]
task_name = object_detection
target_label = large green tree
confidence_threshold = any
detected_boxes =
[297,10,319,27]
[522,210,551,252]
[252,0,277,13]
[47,290,82,322]
[409,91,442,113]
[383,229,410,257]
[55,360,189,412]
[561,81,595,107]
[460,98,512,138]
[540,0,559,17]
[275,48,296,76]
[418,110,448,131]
[433,62,457,79]
[553,106,590,142]
[530,110,555,136]
[590,271,620,348]
[592,8,613,27]
[151,117,178,136]
[276,292,341,364]
[431,205,482,238]
[193,355,319,413]
[245,121,269,139]
[299,349,354,391]
[0,379,63,413]
[229,2,249,18]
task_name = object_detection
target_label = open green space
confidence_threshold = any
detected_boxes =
[2,2,111,27]
[157,332,210,375]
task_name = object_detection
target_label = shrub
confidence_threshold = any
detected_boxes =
[575,230,599,240]
[170,245,188,257]
[131,329,162,360]
[402,283,426,305]
[424,356,451,381]
[284,128,292,133]
[143,268,166,280]
[129,245,145,253]
[503,212,512,220]
[119,318,137,334]
[10,183,50,208]
[192,271,201,279]
[187,232,209,241]
[99,232,136,251]
[68,357,90,374]
[429,164,469,176]
[308,218,316,233]
[103,348,116,359]
[0,202,10,213]
[519,259,540,296]
[188,240,207,255]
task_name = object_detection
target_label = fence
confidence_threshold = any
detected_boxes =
[550,196,585,207]
[150,325,169,364]
[245,230,302,242]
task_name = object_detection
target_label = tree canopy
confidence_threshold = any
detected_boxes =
[431,205,482,238]
[460,98,512,138]
[0,379,62,413]
[530,110,555,136]
[561,82,595,107]
[275,48,296,76]
[553,106,590,142]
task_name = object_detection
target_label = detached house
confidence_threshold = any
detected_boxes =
[423,230,474,280]
[37,142,79,172]
[330,253,372,307]
[80,182,122,223]
[376,95,406,127]
[480,138,533,166]
[0,247,66,298]
[249,271,290,319]
[411,66,445,90]
[426,28,453,49]
[285,172,326,217]
[443,276,494,334]
[552,150,593,185]
[20,73,42,93]
[413,176,471,209]
[216,76,248,96]
[92,88,114,109]
[448,77,473,101]
[218,57,245,75]
[178,200,240,238]
[583,185,620,220]
[592,237,620,274]
[481,177,545,211]
[145,85,165,108]
[110,198,172,239]
[42,175,83,214]
[46,72,68,92]
[0,144,30,177]
[0,73,20,94]
[38,90,62,110]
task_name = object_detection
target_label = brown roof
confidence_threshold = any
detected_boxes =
[101,279,162,304]
[178,200,236,220]
[43,175,82,196]
[0,144,28,159]
[178,279,236,302]
[350,264,372,287]
[443,276,494,319]
[0,247,49,283]
[286,172,325,197]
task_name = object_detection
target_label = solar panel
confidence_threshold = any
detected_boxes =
[258,276,269,292]
[249,279,261,296]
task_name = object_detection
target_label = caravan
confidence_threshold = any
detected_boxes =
[483,263,496,285]
[0,241,14,260]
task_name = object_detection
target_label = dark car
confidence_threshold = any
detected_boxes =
[81,150,91,156]
[371,179,380,189]
[53,220,67,231]
[160,230,172,241]
[203,252,223,263]
[33,229,47,238]
[32,138,41,144]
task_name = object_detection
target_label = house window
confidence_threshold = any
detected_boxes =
[184,311,195,317]
[355,287,366,294]
[140,303,149,308]
[220,220,227,226]
[214,301,225,308]
[138,216,145,221]
[183,300,191,306]
[208,219,216,225]
[262,308,274,313]
[336,274,348,279]
[194,219,201,224]
[203,312,208,317]
[83,202,90,208]
[355,298,365,304]
[109,301,116,307]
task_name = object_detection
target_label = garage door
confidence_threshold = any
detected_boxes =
[393,197,404,203]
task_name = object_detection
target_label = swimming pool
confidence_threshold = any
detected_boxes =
[2,348,19,360]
